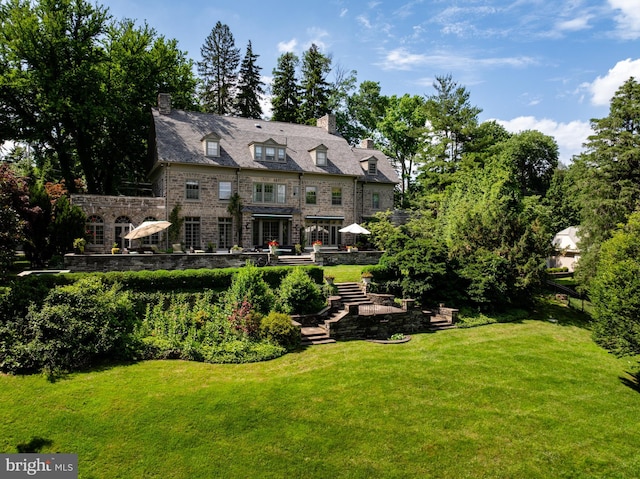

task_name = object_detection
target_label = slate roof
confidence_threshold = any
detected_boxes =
[151,109,399,185]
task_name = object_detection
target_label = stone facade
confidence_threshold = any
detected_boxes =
[70,195,166,253]
[71,102,399,254]
[64,251,268,273]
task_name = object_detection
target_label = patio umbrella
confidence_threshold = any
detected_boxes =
[339,223,371,246]
[124,221,171,240]
[339,223,371,235]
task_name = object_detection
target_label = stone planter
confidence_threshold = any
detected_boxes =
[313,244,321,252]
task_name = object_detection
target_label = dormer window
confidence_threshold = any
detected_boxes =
[252,140,286,162]
[310,145,328,166]
[368,158,378,175]
[206,140,219,157]
[202,133,221,157]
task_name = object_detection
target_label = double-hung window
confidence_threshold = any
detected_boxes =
[306,186,317,205]
[254,183,286,204]
[331,187,342,206]
[219,181,232,200]
[186,180,199,200]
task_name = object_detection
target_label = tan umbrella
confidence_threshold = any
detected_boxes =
[124,221,171,240]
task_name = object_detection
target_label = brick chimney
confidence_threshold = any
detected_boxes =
[360,138,375,149]
[316,113,336,134]
[158,93,171,114]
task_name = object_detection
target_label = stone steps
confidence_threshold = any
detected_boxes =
[276,255,314,266]
[300,326,335,346]
[335,282,372,305]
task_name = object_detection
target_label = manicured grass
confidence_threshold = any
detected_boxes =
[322,264,368,283]
[2,307,640,478]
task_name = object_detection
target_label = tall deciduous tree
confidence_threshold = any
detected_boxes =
[298,44,332,124]
[498,130,558,196]
[198,21,240,115]
[377,95,427,207]
[0,0,197,194]
[270,52,300,123]
[235,40,264,119]
[571,77,640,287]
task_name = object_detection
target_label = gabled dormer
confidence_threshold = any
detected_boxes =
[309,144,328,166]
[250,138,286,162]
[201,133,221,157]
[361,155,378,175]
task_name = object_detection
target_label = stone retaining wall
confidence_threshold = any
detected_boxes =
[64,252,269,273]
[325,300,432,340]
[311,250,383,266]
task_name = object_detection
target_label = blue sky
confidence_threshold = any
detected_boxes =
[103,1,640,163]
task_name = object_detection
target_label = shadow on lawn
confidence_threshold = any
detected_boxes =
[17,437,53,453]
[530,298,592,330]
[620,371,640,394]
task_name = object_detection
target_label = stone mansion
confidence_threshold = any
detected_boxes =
[72,94,399,253]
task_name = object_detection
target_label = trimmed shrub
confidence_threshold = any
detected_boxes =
[23,277,137,374]
[260,312,300,349]
[276,267,326,315]
[224,263,275,315]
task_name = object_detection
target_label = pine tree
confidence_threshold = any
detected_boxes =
[235,41,264,118]
[197,21,240,114]
[271,52,300,123]
[299,44,332,124]
[571,77,640,288]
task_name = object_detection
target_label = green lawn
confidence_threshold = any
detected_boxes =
[2,308,639,478]
[322,264,369,283]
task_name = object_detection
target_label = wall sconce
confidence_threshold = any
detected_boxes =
[245,222,250,230]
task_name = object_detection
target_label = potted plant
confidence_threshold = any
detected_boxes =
[231,245,243,254]
[268,240,279,255]
[111,242,120,255]
[361,271,373,284]
[324,274,335,285]
[312,240,322,252]
[294,243,302,255]
[73,237,86,254]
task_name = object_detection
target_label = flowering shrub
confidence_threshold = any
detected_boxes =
[312,240,322,246]
[268,240,279,247]
[228,299,262,338]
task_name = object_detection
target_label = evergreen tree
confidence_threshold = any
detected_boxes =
[417,75,482,199]
[270,52,300,123]
[571,77,640,288]
[197,21,240,114]
[235,40,264,118]
[298,44,332,124]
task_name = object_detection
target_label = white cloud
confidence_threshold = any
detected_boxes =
[277,38,298,53]
[304,28,330,51]
[582,58,640,106]
[496,116,592,163]
[609,0,640,39]
[340,8,348,18]
[377,47,536,71]
[555,15,593,32]
[356,14,372,29]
